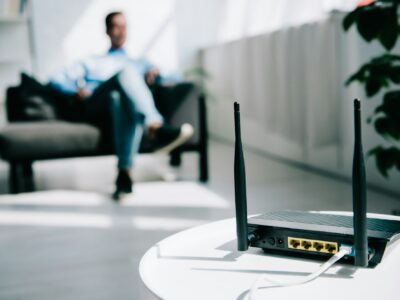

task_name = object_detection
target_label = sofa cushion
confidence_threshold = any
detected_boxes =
[0,121,101,161]
[6,73,58,122]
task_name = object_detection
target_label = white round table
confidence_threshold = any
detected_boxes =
[139,216,400,300]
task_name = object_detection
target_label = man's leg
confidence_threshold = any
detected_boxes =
[116,66,194,154]
[82,73,147,170]
[109,90,144,199]
[81,76,144,199]
[110,90,144,171]
[116,66,163,126]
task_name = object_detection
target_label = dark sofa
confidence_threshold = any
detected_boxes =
[0,73,208,193]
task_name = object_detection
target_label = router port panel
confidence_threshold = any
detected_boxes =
[288,237,338,254]
[248,224,387,267]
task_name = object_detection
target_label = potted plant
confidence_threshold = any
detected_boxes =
[343,0,400,177]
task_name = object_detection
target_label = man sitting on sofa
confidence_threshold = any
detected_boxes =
[48,11,193,200]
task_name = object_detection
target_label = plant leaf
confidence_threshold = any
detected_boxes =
[343,9,360,31]
[368,146,381,156]
[366,78,382,96]
[345,64,369,85]
[374,117,400,140]
[378,7,399,50]
[357,7,386,42]
[369,146,388,177]
[381,91,400,119]
[369,146,400,177]
[389,66,400,83]
[397,156,400,171]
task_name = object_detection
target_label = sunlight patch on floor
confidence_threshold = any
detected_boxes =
[121,182,230,208]
[132,216,208,231]
[0,210,112,228]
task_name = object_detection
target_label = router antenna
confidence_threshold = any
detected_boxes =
[234,102,249,251]
[352,99,368,267]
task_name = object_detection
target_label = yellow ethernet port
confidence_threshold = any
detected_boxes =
[301,240,312,250]
[325,243,338,253]
[289,238,301,248]
[313,242,324,251]
[287,237,338,254]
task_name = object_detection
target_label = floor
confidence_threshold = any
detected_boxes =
[0,139,399,300]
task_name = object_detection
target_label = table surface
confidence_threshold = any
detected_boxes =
[139,213,400,300]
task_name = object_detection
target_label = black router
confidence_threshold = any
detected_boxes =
[234,100,400,267]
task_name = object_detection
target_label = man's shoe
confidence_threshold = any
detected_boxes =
[112,171,133,200]
[152,123,194,154]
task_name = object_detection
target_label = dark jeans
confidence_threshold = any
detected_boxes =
[70,67,163,169]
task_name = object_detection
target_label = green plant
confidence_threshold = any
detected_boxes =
[343,0,400,177]
[183,67,215,101]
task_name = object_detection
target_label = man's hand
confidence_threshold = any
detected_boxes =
[76,88,92,101]
[144,68,160,86]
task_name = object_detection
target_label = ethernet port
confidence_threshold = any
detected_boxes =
[301,240,312,250]
[289,239,300,249]
[325,243,337,253]
[313,242,324,251]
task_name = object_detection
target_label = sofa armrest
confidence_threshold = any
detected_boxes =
[6,86,21,122]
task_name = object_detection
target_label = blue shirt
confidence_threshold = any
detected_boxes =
[49,48,155,94]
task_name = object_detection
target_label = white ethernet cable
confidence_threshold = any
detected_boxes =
[248,245,353,300]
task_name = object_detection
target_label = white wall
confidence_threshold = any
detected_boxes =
[175,0,358,66]
[31,0,179,79]
[30,0,358,80]
[201,13,400,194]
